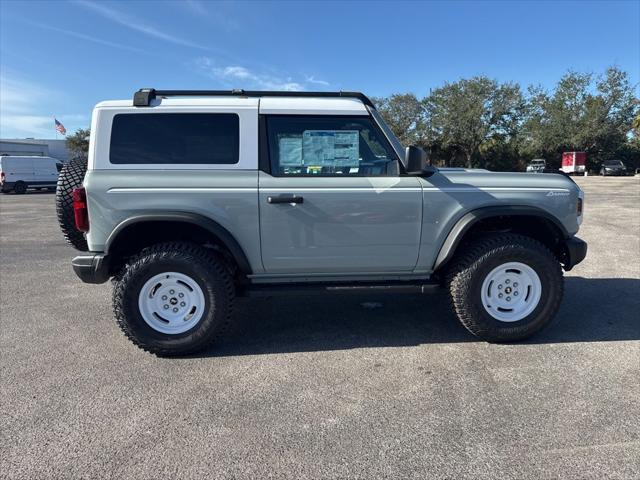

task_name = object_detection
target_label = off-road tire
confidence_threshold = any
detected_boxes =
[55,156,88,251]
[14,181,27,194]
[447,233,563,342]
[113,242,234,356]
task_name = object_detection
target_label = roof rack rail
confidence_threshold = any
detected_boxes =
[133,88,376,109]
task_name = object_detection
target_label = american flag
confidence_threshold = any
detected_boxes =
[55,118,66,135]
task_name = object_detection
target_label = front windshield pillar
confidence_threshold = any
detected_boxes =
[367,106,405,163]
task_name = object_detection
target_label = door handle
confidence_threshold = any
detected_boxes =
[267,195,304,205]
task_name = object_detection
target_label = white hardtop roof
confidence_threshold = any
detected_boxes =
[95,96,368,115]
[259,97,368,115]
[95,97,259,108]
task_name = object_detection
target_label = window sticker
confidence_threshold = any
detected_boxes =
[278,136,303,166]
[302,130,359,167]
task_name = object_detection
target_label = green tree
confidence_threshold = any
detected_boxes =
[65,128,90,157]
[373,93,426,147]
[424,77,525,168]
[524,67,638,169]
[633,111,640,137]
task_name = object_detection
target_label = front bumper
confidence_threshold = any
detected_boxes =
[563,237,587,271]
[72,253,111,284]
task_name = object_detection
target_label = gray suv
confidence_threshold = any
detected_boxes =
[55,89,587,356]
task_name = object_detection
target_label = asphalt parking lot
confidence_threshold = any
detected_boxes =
[1,176,639,479]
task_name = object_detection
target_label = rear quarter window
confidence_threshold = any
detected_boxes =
[109,113,239,165]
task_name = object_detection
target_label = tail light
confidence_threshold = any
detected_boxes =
[577,189,584,226]
[72,187,90,232]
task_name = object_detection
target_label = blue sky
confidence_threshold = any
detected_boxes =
[1,0,638,139]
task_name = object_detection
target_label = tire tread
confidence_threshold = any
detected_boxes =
[55,156,88,251]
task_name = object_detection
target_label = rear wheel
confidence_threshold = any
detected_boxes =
[113,242,234,356]
[447,234,563,342]
[14,181,27,194]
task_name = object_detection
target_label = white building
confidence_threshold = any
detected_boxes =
[0,139,70,162]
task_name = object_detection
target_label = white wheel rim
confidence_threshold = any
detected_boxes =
[138,272,206,334]
[480,262,542,322]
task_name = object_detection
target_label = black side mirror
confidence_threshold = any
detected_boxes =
[405,146,436,175]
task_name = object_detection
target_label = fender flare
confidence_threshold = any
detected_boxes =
[105,212,252,274]
[432,205,569,272]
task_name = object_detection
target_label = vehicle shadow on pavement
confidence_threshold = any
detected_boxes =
[203,277,640,357]
[526,277,640,344]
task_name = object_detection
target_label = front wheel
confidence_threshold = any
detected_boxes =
[447,234,563,342]
[113,242,234,356]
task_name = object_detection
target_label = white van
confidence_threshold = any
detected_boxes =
[0,156,62,194]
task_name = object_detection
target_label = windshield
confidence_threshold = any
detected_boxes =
[604,160,623,166]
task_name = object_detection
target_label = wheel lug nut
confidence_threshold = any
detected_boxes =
[506,296,511,301]
[173,307,178,313]
[169,289,175,294]
[498,293,503,298]
[514,292,519,296]
[513,283,518,288]
[161,295,167,300]
[180,302,186,307]
[505,279,510,284]
[178,293,184,298]
[498,285,503,289]
[163,304,169,309]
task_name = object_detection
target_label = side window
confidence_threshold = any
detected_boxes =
[266,116,399,176]
[110,113,239,165]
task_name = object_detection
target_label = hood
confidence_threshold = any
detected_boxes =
[432,169,580,193]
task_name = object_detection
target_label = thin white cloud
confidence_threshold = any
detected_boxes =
[75,0,209,50]
[0,72,86,138]
[0,73,49,115]
[195,58,331,92]
[24,20,149,55]
[218,66,253,80]
[1,115,57,138]
[213,64,304,91]
[305,75,330,87]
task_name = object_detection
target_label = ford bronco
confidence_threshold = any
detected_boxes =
[55,89,587,356]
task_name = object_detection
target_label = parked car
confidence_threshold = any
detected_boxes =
[599,159,627,176]
[0,155,62,194]
[526,159,546,173]
[55,88,587,356]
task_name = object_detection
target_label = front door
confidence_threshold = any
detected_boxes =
[258,115,423,274]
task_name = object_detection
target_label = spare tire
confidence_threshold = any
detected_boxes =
[56,155,88,251]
